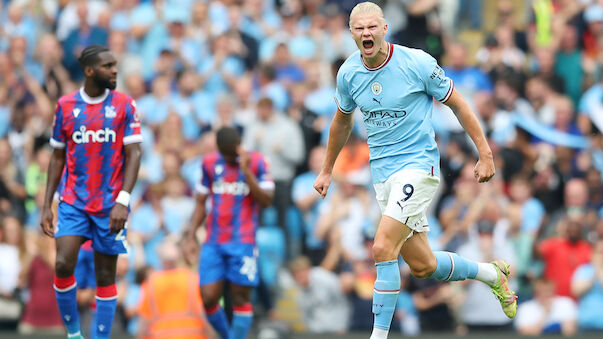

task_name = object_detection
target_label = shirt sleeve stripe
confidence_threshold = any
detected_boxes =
[195,183,209,195]
[49,138,65,149]
[439,79,454,103]
[123,134,143,145]
[334,96,355,114]
[259,181,275,191]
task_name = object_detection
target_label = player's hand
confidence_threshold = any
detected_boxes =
[182,230,199,266]
[40,207,55,237]
[237,146,250,173]
[109,203,128,234]
[474,155,495,183]
[313,170,332,199]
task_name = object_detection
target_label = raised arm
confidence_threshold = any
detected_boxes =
[444,89,495,183]
[313,109,354,198]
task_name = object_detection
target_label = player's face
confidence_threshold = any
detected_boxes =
[349,13,387,59]
[92,51,118,90]
[218,143,239,165]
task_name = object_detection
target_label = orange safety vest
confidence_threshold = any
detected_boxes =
[142,268,208,339]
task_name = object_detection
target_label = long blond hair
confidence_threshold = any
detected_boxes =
[349,1,386,28]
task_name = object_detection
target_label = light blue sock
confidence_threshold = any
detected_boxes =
[430,251,478,281]
[54,276,81,336]
[372,260,401,331]
[206,305,230,339]
[231,304,253,339]
[95,285,118,339]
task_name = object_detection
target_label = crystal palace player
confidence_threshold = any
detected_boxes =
[313,3,517,338]
[184,127,273,339]
[41,45,142,339]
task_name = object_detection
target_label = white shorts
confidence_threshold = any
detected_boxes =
[373,169,440,233]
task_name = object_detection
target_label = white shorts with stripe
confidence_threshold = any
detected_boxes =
[373,169,440,233]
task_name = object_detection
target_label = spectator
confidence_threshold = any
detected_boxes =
[292,145,327,265]
[243,97,304,235]
[61,1,108,81]
[514,279,577,336]
[289,256,350,333]
[571,239,603,331]
[138,239,213,339]
[457,220,516,332]
[443,42,493,101]
[18,233,63,335]
[534,210,592,298]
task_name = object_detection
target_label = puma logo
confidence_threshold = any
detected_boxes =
[373,98,382,105]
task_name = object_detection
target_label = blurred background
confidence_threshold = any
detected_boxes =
[0,0,602,337]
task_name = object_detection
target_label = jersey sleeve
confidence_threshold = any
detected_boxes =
[255,154,275,191]
[417,51,454,103]
[123,98,143,145]
[195,159,211,195]
[334,67,356,114]
[50,103,66,149]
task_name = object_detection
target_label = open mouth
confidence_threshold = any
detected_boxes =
[362,40,374,49]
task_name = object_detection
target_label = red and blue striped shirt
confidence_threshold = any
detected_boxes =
[51,88,142,213]
[196,152,273,244]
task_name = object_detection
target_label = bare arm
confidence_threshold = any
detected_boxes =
[445,89,495,182]
[40,147,66,237]
[108,143,142,233]
[314,109,354,198]
[122,143,143,193]
[186,194,208,235]
[242,168,273,208]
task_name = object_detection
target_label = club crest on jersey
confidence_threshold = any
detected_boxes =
[104,105,117,118]
[73,108,81,118]
[371,81,382,95]
[215,164,224,175]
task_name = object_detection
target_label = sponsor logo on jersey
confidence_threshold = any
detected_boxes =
[73,108,81,118]
[212,180,250,195]
[72,126,117,144]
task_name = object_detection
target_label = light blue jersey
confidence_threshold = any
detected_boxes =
[335,43,454,183]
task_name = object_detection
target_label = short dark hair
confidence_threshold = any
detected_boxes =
[78,45,110,70]
[216,127,240,151]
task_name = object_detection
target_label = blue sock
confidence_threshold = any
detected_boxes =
[89,305,97,339]
[54,276,81,336]
[372,260,401,331]
[430,251,478,281]
[95,284,118,339]
[206,305,230,339]
[232,304,253,339]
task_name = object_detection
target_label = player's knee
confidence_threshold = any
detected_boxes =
[55,254,76,277]
[372,242,397,262]
[409,256,437,279]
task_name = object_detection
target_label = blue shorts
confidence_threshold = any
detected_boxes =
[199,242,258,287]
[74,247,96,289]
[56,202,127,255]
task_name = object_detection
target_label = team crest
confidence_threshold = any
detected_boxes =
[104,105,117,118]
[371,81,382,95]
[215,164,224,175]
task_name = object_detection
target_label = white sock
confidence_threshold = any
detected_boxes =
[370,327,389,339]
[475,263,498,285]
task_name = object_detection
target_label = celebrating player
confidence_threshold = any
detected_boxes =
[40,45,142,339]
[313,3,517,338]
[184,127,274,339]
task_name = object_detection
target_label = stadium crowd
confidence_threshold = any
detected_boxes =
[0,0,603,337]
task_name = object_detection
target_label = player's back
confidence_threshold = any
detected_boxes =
[335,44,454,183]
[200,151,271,245]
[51,88,141,212]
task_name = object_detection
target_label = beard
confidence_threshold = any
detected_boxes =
[93,73,116,90]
